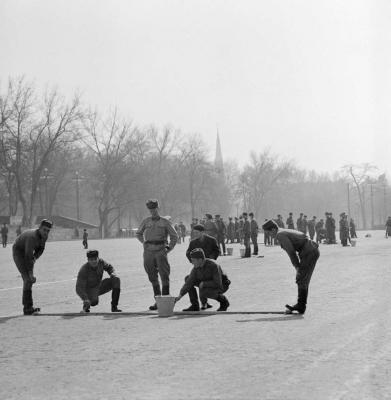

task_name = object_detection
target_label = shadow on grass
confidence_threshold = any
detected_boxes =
[237,315,304,323]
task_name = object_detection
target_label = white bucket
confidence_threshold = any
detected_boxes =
[155,295,176,317]
[240,248,245,257]
[226,247,233,256]
[351,240,357,247]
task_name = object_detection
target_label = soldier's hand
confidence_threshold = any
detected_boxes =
[83,299,91,308]
[28,272,36,284]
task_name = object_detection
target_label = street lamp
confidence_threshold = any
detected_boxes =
[72,171,84,221]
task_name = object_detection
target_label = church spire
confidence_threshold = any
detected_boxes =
[214,130,224,175]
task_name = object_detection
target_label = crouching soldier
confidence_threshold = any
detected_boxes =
[76,250,122,313]
[176,248,230,311]
[262,219,320,314]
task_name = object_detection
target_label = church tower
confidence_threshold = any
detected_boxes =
[214,131,224,176]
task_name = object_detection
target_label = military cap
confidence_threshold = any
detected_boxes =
[289,212,293,215]
[192,224,205,232]
[40,219,53,228]
[215,214,220,218]
[262,219,279,231]
[205,213,212,219]
[189,248,205,259]
[242,212,248,217]
[249,212,254,217]
[146,199,159,209]
[87,249,99,258]
[228,217,233,220]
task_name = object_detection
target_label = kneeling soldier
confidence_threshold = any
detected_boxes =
[262,219,319,314]
[76,250,122,313]
[176,248,230,312]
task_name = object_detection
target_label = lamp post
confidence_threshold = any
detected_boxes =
[72,171,83,221]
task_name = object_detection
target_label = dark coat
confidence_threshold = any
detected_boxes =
[186,234,220,262]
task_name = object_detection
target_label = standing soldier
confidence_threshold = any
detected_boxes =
[1,223,8,248]
[263,218,271,246]
[242,212,251,257]
[234,217,240,243]
[307,216,316,240]
[82,229,88,249]
[12,219,53,315]
[136,199,178,310]
[179,221,187,243]
[296,213,304,233]
[262,219,320,314]
[339,213,350,246]
[16,225,22,236]
[249,212,259,255]
[276,215,285,229]
[315,218,324,244]
[226,217,235,244]
[215,215,227,256]
[238,215,244,244]
[349,218,357,238]
[286,212,295,230]
[76,250,122,313]
[204,213,218,239]
[385,217,391,238]
[190,218,198,240]
[329,212,336,244]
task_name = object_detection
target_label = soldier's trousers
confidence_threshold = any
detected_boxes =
[250,234,258,255]
[185,275,229,306]
[143,248,170,287]
[2,235,7,247]
[13,252,36,311]
[86,276,121,305]
[243,236,251,257]
[217,237,226,255]
[296,241,320,290]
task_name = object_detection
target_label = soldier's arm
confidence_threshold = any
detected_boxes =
[202,264,223,289]
[277,234,300,269]
[102,259,116,276]
[179,268,197,297]
[75,268,89,301]
[24,235,38,271]
[210,237,220,260]
[166,222,178,250]
[135,220,146,244]
[34,244,45,261]
[185,242,194,262]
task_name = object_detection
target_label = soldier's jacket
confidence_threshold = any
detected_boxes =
[186,234,220,262]
[1,226,8,236]
[286,217,294,229]
[180,259,228,296]
[227,221,235,237]
[275,229,318,269]
[250,219,258,235]
[315,221,324,231]
[136,215,178,251]
[76,259,116,300]
[12,229,47,271]
[243,220,251,238]
[204,220,218,238]
[215,220,226,238]
[276,219,285,228]
[307,220,316,233]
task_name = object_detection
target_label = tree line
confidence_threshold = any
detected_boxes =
[0,77,389,235]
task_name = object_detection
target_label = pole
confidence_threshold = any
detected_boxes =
[384,184,387,220]
[347,183,351,218]
[44,168,48,216]
[75,171,80,221]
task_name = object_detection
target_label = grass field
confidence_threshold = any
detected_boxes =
[0,232,390,399]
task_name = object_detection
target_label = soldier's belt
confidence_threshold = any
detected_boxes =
[145,240,165,245]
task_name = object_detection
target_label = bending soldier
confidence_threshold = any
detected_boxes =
[12,219,52,315]
[76,250,122,313]
[262,219,320,314]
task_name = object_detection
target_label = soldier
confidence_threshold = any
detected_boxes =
[204,213,218,239]
[302,215,308,235]
[215,214,227,256]
[296,213,304,233]
[1,223,8,248]
[185,224,220,310]
[136,199,178,310]
[263,218,271,246]
[82,229,88,249]
[349,218,357,238]
[286,212,295,229]
[12,219,53,315]
[307,216,316,240]
[16,225,22,236]
[174,223,181,244]
[190,218,198,240]
[315,218,324,244]
[242,212,251,257]
[76,250,122,313]
[234,217,240,243]
[178,221,187,243]
[226,217,235,244]
[262,219,320,314]
[329,212,337,244]
[249,212,259,255]
[276,215,285,229]
[175,248,230,312]
[385,217,391,238]
[339,213,350,246]
[238,215,244,244]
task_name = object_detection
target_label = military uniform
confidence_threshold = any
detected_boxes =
[263,220,319,314]
[82,230,88,249]
[385,217,391,238]
[339,214,350,246]
[12,220,52,314]
[204,215,218,239]
[215,216,226,255]
[1,224,8,247]
[76,255,121,311]
[242,214,251,257]
[186,234,220,262]
[307,217,316,240]
[226,218,235,244]
[180,254,230,311]
[286,214,295,230]
[136,200,178,303]
[249,214,259,255]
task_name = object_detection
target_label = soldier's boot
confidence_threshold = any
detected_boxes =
[149,284,161,310]
[162,284,170,296]
[182,287,200,311]
[285,288,307,314]
[201,302,213,310]
[216,295,230,312]
[111,288,122,312]
[23,290,40,315]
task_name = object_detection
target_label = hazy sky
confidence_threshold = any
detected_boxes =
[1,0,390,174]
